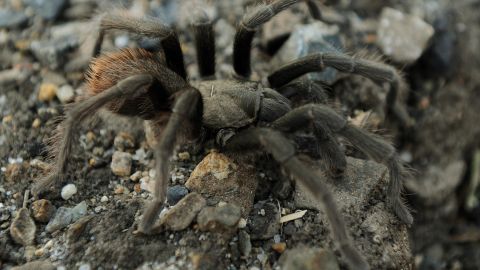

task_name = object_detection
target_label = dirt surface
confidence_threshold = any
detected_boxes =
[1,0,480,270]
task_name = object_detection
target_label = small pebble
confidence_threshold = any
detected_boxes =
[237,218,247,229]
[111,151,132,176]
[61,184,77,200]
[130,171,142,182]
[113,132,135,151]
[134,183,141,193]
[158,192,206,231]
[32,118,41,128]
[114,185,128,195]
[279,247,340,270]
[34,248,45,257]
[197,203,241,233]
[10,208,36,246]
[38,83,58,102]
[31,199,56,223]
[100,196,108,203]
[167,185,189,205]
[272,242,287,253]
[178,151,190,161]
[238,230,251,256]
[56,84,74,103]
[248,200,281,240]
[46,201,87,233]
[115,35,129,48]
[78,263,92,270]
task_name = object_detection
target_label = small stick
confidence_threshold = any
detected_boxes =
[23,189,30,209]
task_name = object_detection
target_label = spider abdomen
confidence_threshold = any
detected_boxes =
[85,48,176,119]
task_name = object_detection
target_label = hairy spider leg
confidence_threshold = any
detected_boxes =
[275,78,329,104]
[191,10,216,78]
[93,12,187,79]
[224,127,370,270]
[272,106,347,179]
[267,53,413,126]
[140,87,203,234]
[233,0,299,77]
[32,74,153,196]
[272,104,413,225]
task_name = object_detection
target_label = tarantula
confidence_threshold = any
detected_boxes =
[32,1,413,269]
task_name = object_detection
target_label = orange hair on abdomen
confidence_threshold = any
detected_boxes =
[85,48,166,96]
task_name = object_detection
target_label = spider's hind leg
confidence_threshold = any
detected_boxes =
[275,78,329,106]
[272,104,413,225]
[224,127,369,270]
[32,74,153,196]
[139,87,203,234]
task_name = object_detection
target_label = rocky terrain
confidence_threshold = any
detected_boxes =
[1,0,480,269]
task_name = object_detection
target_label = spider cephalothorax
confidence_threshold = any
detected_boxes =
[33,1,413,269]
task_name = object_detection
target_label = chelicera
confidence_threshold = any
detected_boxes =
[33,1,412,269]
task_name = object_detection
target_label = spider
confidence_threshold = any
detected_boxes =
[32,1,413,269]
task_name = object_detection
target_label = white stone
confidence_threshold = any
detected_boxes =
[61,184,77,200]
[377,7,434,63]
[56,84,75,103]
[100,195,108,203]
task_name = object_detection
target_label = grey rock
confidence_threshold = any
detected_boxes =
[0,9,28,29]
[158,192,206,231]
[279,247,340,270]
[377,7,434,63]
[272,21,343,84]
[30,36,79,70]
[197,203,241,233]
[10,208,36,246]
[238,230,252,257]
[167,185,189,205]
[294,157,412,269]
[25,0,68,21]
[11,260,56,270]
[248,200,281,240]
[46,201,87,233]
[406,160,465,206]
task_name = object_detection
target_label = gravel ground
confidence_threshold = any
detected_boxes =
[1,0,480,269]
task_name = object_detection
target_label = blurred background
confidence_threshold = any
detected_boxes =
[1,0,479,269]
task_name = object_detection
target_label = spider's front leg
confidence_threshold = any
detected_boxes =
[32,75,153,196]
[272,104,413,225]
[139,87,203,234]
[224,127,369,270]
[275,78,329,105]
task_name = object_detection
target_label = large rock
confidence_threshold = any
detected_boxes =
[271,21,343,84]
[377,7,434,64]
[294,157,412,269]
[185,152,257,215]
[279,247,340,270]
